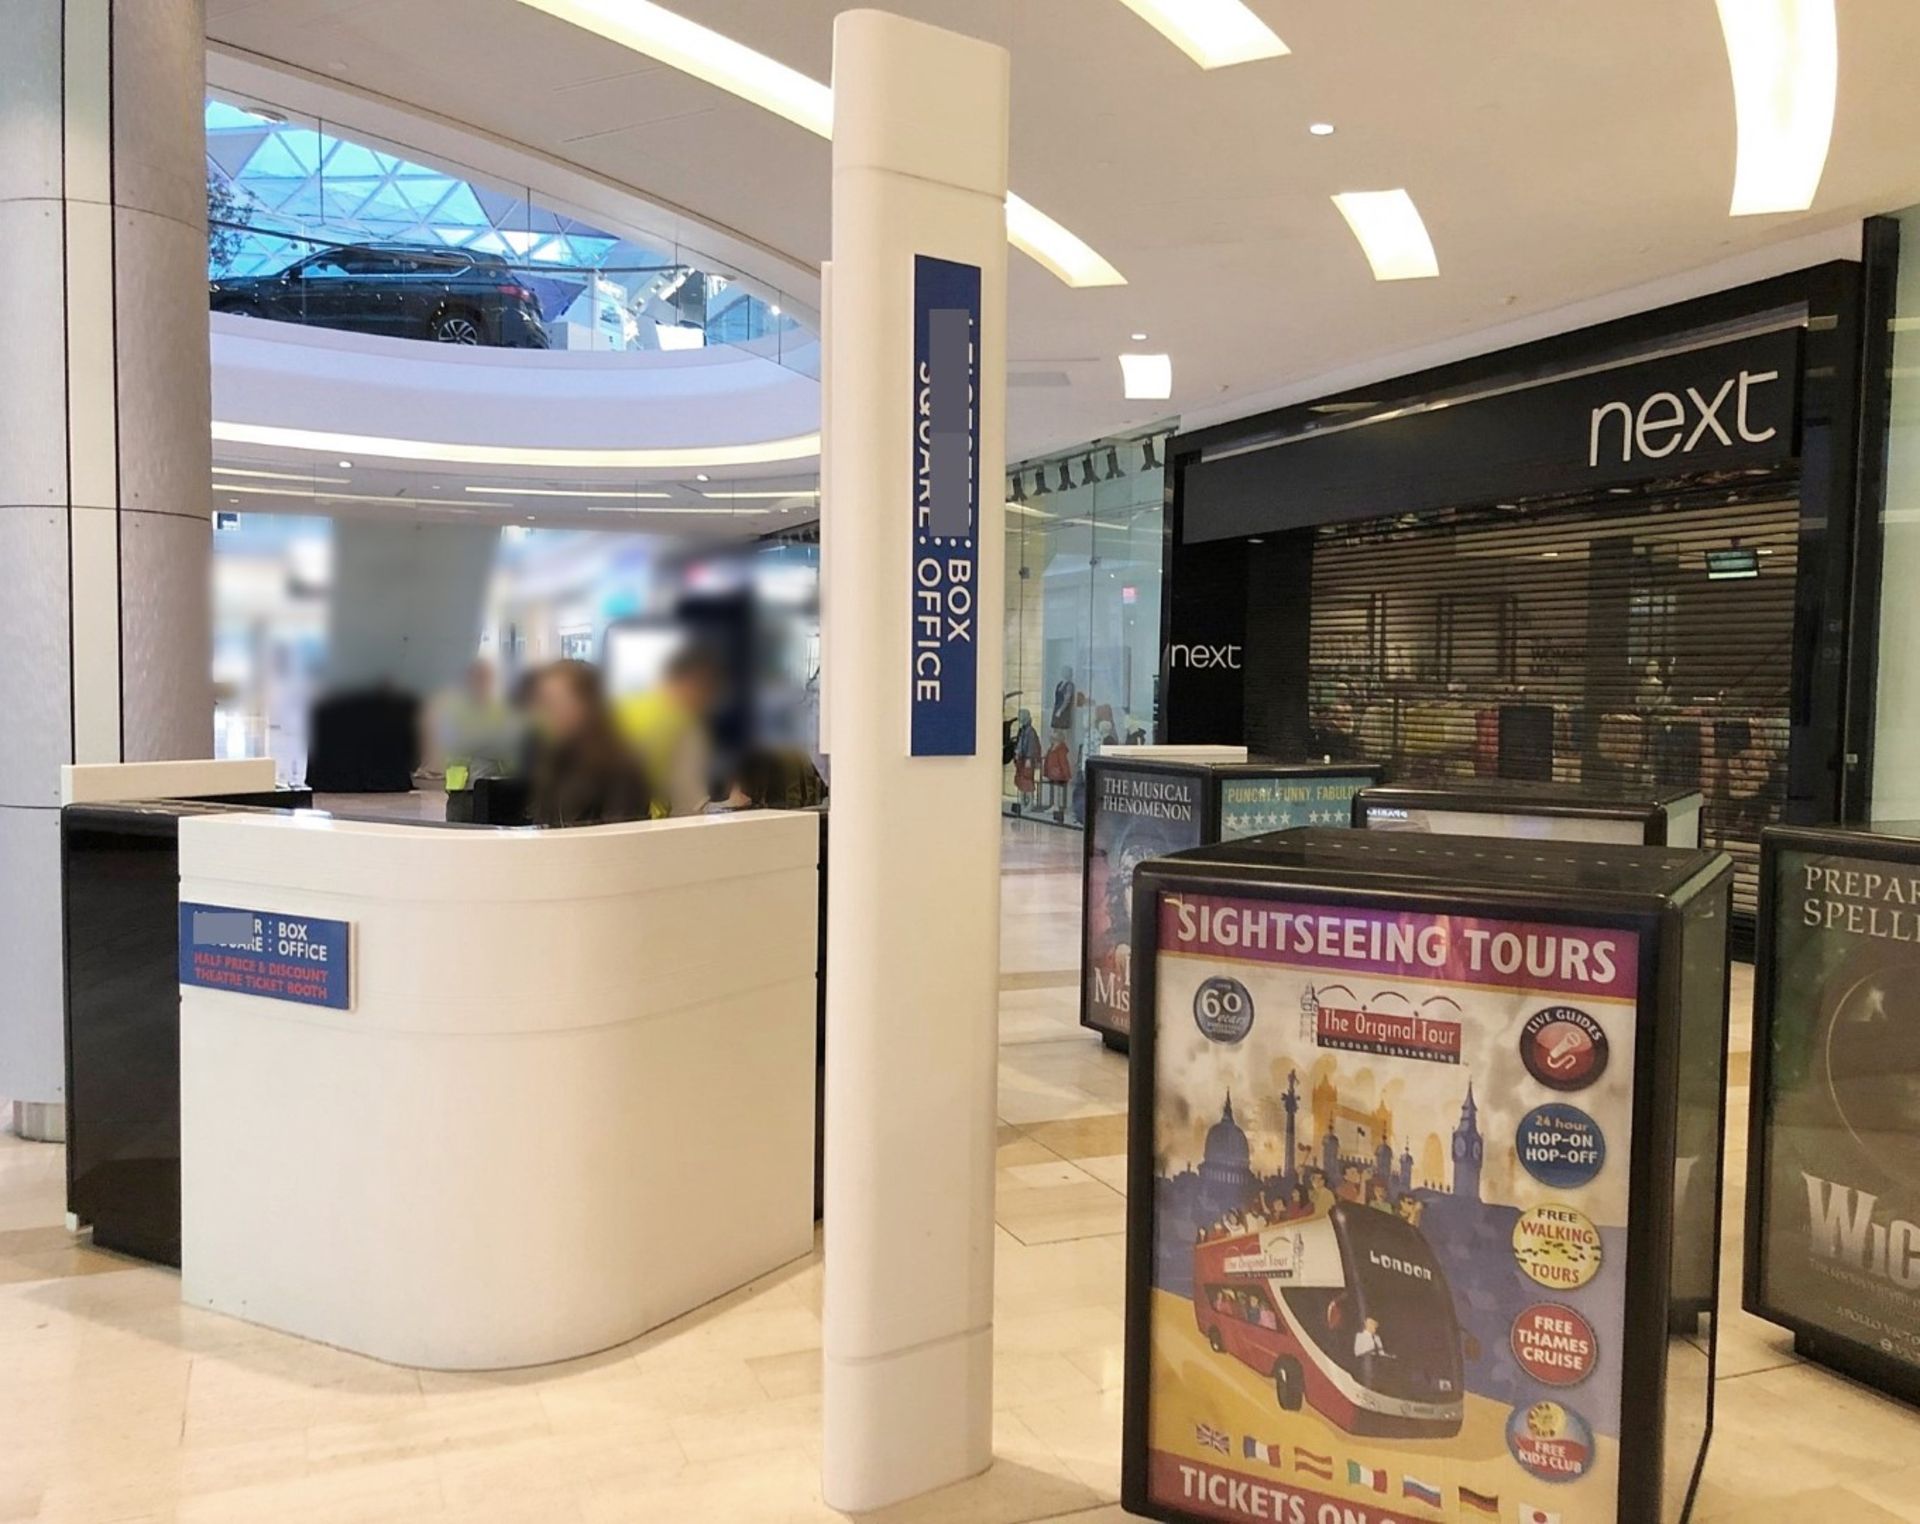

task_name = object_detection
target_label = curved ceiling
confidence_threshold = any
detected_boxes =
[206,0,1920,459]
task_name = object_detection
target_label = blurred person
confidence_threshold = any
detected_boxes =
[429,658,520,791]
[618,645,724,818]
[524,660,650,828]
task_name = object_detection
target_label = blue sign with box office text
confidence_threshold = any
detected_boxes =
[909,254,982,757]
[179,902,352,1010]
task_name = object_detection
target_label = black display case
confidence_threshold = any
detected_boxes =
[1745,822,1920,1407]
[1353,780,1704,850]
[61,791,309,1265]
[1123,828,1732,1524]
[1082,757,1382,1050]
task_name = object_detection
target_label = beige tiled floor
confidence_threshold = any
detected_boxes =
[1,817,1914,1522]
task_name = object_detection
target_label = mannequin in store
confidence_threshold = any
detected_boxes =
[1009,707,1041,813]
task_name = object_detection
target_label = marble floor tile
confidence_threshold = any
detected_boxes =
[4,817,1919,1524]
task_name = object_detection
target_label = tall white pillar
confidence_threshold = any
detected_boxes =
[0,0,213,1139]
[821,10,1009,1513]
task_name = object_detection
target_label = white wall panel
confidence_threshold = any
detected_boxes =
[0,200,68,510]
[68,505,122,764]
[0,807,65,1103]
[118,508,211,762]
[0,509,72,809]
[108,0,206,231]
[0,0,62,202]
[114,209,210,519]
[63,200,118,512]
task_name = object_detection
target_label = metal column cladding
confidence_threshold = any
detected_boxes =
[909,254,982,758]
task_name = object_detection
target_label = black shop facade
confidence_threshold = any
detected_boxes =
[1159,251,1897,930]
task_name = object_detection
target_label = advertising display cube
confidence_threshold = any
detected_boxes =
[1083,758,1382,1048]
[1123,830,1732,1524]
[1354,781,1703,849]
[1746,823,1920,1406]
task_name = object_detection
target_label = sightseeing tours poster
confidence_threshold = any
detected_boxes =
[1147,890,1639,1523]
[1759,848,1920,1373]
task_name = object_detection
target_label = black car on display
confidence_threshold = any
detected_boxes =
[210,243,550,348]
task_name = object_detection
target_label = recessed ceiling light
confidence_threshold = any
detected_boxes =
[1131,331,1149,342]
[1308,122,1336,137]
[1716,0,1836,215]
[212,421,821,470]
[337,460,353,469]
[1331,190,1439,281]
[1113,0,1288,69]
[1120,353,1173,401]
[513,0,1124,289]
[696,473,711,482]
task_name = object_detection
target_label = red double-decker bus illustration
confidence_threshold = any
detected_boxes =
[1193,1202,1466,1438]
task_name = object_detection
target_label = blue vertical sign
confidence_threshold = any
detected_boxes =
[909,254,982,757]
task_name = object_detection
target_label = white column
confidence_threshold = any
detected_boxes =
[821,10,1009,1513]
[0,0,212,1139]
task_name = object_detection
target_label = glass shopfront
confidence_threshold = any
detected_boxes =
[1161,256,1894,938]
[1002,426,1175,825]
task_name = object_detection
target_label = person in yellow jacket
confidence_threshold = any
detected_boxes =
[617,646,723,817]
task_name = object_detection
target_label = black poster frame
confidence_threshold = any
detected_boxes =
[1743,822,1920,1408]
[1119,846,1729,1524]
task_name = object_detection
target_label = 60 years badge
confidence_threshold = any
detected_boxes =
[1193,976,1255,1043]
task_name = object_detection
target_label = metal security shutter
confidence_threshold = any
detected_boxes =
[1305,482,1800,920]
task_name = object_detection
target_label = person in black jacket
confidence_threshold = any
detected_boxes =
[524,660,651,828]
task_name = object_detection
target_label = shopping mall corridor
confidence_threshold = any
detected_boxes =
[0,819,1910,1523]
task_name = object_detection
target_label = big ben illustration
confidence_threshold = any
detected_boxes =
[1452,1081,1483,1201]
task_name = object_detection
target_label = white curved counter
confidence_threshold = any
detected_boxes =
[177,808,820,1371]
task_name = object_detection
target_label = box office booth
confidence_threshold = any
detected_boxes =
[1159,253,1899,948]
[1082,753,1382,1049]
[1122,829,1733,1524]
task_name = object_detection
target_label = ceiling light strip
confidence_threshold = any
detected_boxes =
[1112,0,1288,69]
[213,420,821,469]
[464,485,675,499]
[1716,0,1836,215]
[1331,190,1439,281]
[511,0,1123,288]
[213,465,351,483]
[216,482,769,515]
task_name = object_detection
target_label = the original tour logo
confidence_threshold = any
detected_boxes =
[1301,984,1464,1065]
[1506,1399,1595,1484]
[1515,1103,1607,1189]
[1194,976,1255,1044]
[1520,1006,1610,1091]
[1510,1303,1598,1387]
[1513,1203,1603,1290]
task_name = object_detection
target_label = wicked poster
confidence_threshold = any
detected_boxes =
[1146,892,1640,1523]
[1757,847,1920,1375]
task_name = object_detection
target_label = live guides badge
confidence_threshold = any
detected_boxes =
[1143,890,1639,1524]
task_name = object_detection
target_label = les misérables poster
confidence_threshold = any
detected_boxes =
[1147,890,1639,1524]
[1086,767,1204,1038]
[1761,849,1920,1374]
